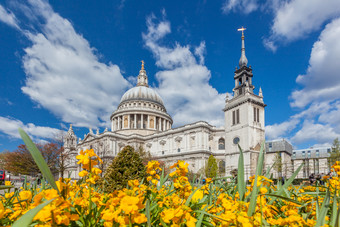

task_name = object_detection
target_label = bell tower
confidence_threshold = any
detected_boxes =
[223,27,266,178]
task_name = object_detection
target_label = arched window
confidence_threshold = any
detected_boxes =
[218,138,225,150]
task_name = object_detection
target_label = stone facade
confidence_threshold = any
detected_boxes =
[292,147,331,178]
[64,33,272,180]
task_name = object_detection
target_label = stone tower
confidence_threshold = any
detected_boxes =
[223,28,266,179]
[63,124,78,179]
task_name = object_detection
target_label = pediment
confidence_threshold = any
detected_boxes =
[82,134,95,142]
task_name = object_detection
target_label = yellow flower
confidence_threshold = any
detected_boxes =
[120,196,140,214]
[91,167,102,175]
[161,208,175,223]
[79,170,89,177]
[134,213,147,224]
[5,181,11,186]
[43,189,59,200]
[260,187,268,194]
[192,189,204,202]
[55,214,70,226]
[19,190,32,201]
[0,201,5,219]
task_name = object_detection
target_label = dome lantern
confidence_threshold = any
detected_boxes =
[137,60,148,87]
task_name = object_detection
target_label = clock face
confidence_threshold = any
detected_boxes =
[233,137,240,145]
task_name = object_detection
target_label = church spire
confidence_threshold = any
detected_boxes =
[238,27,248,68]
[137,60,149,87]
[67,124,75,136]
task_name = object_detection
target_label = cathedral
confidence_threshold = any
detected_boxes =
[64,30,267,180]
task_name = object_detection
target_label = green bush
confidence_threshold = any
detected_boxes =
[205,155,218,178]
[103,145,146,192]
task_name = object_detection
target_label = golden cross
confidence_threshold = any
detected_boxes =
[237,26,246,36]
[141,60,145,70]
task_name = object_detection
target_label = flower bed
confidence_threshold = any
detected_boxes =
[1,129,340,226]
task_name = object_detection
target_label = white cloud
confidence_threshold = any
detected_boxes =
[265,118,300,140]
[291,120,340,144]
[0,5,20,29]
[222,0,259,14]
[0,116,63,140]
[1,0,131,128]
[143,15,226,127]
[269,0,340,42]
[265,18,340,146]
[291,18,340,108]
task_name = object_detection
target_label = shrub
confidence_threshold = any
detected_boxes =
[205,155,218,178]
[103,145,146,192]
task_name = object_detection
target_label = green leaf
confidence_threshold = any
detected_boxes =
[12,199,54,227]
[315,191,330,227]
[237,144,245,201]
[0,185,13,190]
[196,205,207,227]
[184,186,202,206]
[18,128,59,193]
[282,163,303,190]
[247,141,265,217]
[146,199,151,227]
[330,190,338,227]
[266,194,303,205]
[269,163,304,206]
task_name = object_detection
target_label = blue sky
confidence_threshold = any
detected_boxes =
[0,0,340,151]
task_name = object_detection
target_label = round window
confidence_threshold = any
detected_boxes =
[233,137,240,145]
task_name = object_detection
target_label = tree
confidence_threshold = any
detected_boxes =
[0,143,60,176]
[0,142,63,176]
[103,145,146,192]
[328,138,340,168]
[205,155,218,178]
[273,152,283,179]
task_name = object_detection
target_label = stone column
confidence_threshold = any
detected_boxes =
[159,118,162,131]
[154,116,156,130]
[117,117,120,130]
[128,114,130,129]
[163,119,166,131]
[141,114,144,129]
[134,114,137,129]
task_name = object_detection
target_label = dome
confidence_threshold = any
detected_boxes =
[120,86,164,106]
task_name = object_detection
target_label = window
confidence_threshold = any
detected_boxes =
[254,107,260,122]
[232,109,240,125]
[316,150,319,157]
[308,150,311,158]
[162,151,164,155]
[269,142,272,148]
[293,152,296,158]
[315,159,319,174]
[177,148,181,153]
[302,151,305,157]
[218,138,225,150]
[327,148,331,153]
[232,111,235,125]
[236,109,240,124]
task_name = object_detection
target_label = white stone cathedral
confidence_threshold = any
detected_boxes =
[64,30,266,180]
